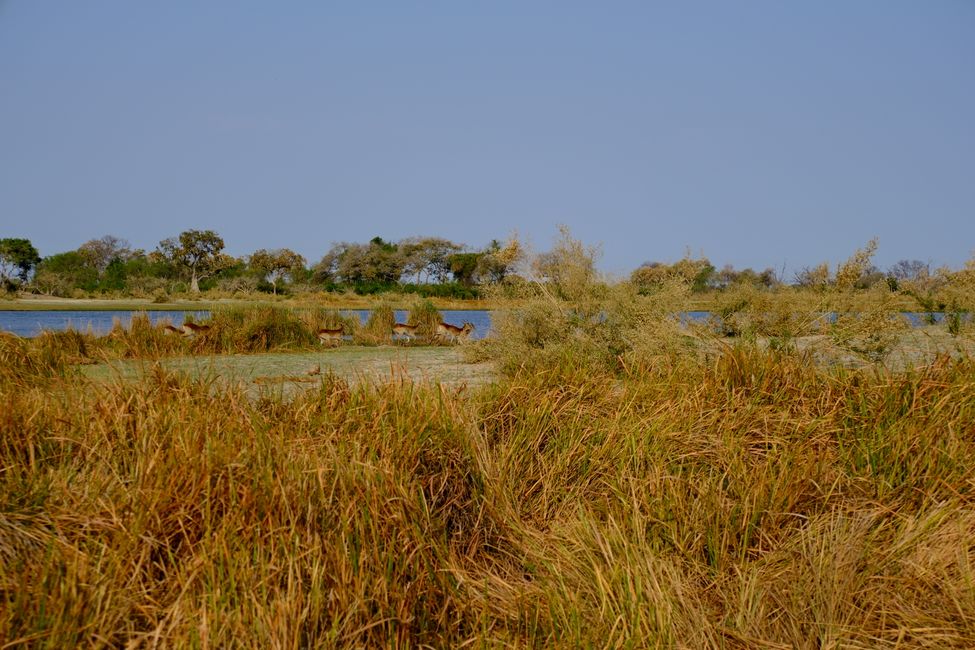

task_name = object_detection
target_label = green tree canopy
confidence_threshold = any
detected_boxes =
[158,230,234,292]
[248,248,306,294]
[0,238,42,288]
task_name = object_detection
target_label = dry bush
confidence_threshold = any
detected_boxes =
[2,337,974,647]
[479,227,695,375]
[711,284,827,346]
[939,260,975,338]
[405,298,442,340]
[189,306,317,353]
[823,240,910,365]
[355,302,395,345]
[104,313,187,358]
[828,287,911,365]
[0,332,68,384]
[301,307,360,338]
[834,237,879,290]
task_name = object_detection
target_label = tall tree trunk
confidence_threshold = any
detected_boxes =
[190,270,200,293]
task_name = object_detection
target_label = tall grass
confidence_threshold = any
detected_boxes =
[3,294,975,647]
[357,302,395,345]
[405,298,442,340]
[4,236,975,646]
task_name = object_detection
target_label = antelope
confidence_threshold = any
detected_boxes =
[181,322,211,337]
[317,326,343,347]
[391,323,420,341]
[435,321,475,343]
[161,324,183,336]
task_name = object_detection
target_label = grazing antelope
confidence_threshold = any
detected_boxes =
[161,324,183,336]
[435,321,475,343]
[181,322,211,337]
[317,326,343,347]
[392,323,420,341]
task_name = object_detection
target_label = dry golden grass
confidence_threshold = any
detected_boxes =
[3,296,975,647]
[3,235,975,646]
[2,344,974,647]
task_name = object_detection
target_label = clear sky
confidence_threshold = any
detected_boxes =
[1,1,973,275]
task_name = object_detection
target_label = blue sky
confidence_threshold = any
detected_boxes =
[1,1,973,275]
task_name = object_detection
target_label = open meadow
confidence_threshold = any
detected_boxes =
[2,239,975,648]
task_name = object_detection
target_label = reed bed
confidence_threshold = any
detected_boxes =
[3,236,975,646]
[2,331,974,647]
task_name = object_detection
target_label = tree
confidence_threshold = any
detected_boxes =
[448,252,484,287]
[158,230,233,292]
[630,254,713,292]
[631,262,670,291]
[0,238,41,288]
[249,248,306,294]
[400,237,462,283]
[794,263,831,289]
[79,235,132,273]
[315,237,405,286]
[888,259,930,283]
[32,250,99,295]
[477,236,524,284]
[313,242,351,284]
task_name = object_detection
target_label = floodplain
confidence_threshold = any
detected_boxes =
[2,238,974,648]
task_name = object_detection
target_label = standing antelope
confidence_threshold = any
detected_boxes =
[435,321,475,343]
[181,322,211,337]
[317,326,344,347]
[391,323,420,341]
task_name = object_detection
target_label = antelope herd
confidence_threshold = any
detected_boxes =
[163,319,475,346]
[162,322,211,337]
[319,321,476,345]
[316,327,344,346]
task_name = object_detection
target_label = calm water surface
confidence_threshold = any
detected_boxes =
[0,309,953,339]
[0,310,493,339]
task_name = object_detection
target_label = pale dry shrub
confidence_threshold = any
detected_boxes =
[357,302,395,345]
[939,259,975,338]
[301,307,360,337]
[479,227,694,374]
[712,285,827,346]
[829,287,910,366]
[405,298,442,340]
[835,237,879,290]
[105,313,186,358]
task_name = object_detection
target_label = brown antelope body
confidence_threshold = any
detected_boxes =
[317,327,344,346]
[181,322,211,337]
[162,324,184,336]
[391,323,420,340]
[435,321,474,343]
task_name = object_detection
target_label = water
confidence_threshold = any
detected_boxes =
[0,309,956,339]
[0,310,210,338]
[0,309,493,339]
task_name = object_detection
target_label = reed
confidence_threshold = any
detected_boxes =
[2,316,973,647]
[4,238,975,646]
[356,302,395,345]
[405,298,442,340]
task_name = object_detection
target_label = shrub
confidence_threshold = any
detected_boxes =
[478,227,694,375]
[405,299,442,340]
[357,303,395,345]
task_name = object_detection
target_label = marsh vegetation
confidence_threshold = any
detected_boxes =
[2,233,974,647]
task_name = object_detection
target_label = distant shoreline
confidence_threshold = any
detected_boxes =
[0,295,496,312]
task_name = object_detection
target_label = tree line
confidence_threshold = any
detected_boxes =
[0,231,963,299]
[0,231,525,299]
